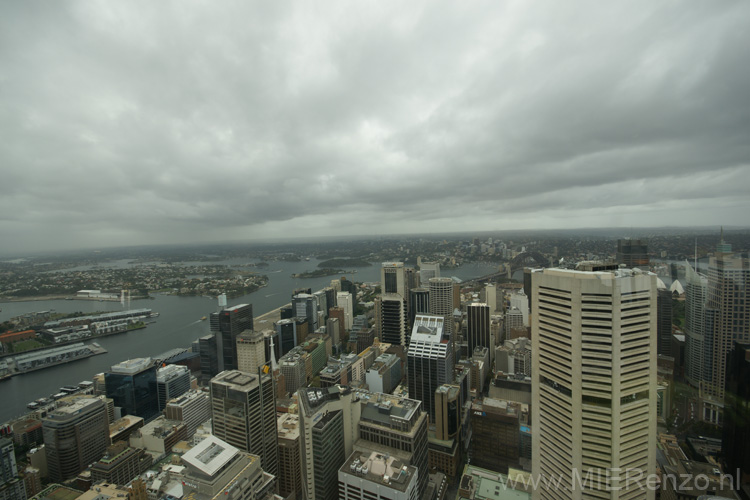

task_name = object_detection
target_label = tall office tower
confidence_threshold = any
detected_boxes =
[685,262,708,388]
[429,277,454,341]
[211,303,253,372]
[163,390,210,439]
[408,288,430,333]
[419,260,440,284]
[42,397,109,482]
[277,413,304,500]
[504,307,524,338]
[198,334,219,384]
[236,330,267,374]
[531,267,657,500]
[469,398,523,474]
[298,386,363,500]
[616,238,649,267]
[722,342,750,492]
[293,293,318,332]
[356,393,429,499]
[155,365,190,411]
[279,354,307,395]
[314,289,328,320]
[329,307,346,336]
[380,296,408,346]
[657,288,673,357]
[327,317,342,347]
[180,436,277,500]
[485,283,498,315]
[408,314,454,422]
[105,358,158,421]
[466,302,490,355]
[700,239,749,422]
[405,266,419,292]
[382,262,407,296]
[0,437,25,500]
[337,292,354,331]
[338,451,419,500]
[210,371,278,477]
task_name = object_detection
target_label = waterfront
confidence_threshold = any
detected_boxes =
[0,259,498,423]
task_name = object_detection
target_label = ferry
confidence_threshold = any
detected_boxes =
[200,316,207,321]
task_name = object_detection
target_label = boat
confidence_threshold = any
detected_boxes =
[150,312,160,318]
[200,316,207,321]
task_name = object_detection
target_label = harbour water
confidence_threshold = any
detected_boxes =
[0,259,498,423]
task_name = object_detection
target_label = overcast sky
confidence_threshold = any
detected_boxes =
[1,1,749,254]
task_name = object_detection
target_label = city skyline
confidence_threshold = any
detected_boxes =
[1,2,749,254]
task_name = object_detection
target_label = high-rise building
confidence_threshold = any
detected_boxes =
[419,260,440,285]
[298,386,363,500]
[180,435,276,500]
[293,294,319,332]
[155,364,190,411]
[616,238,649,268]
[684,262,708,388]
[236,330,267,374]
[380,296,408,346]
[469,399,523,474]
[531,267,657,500]
[0,437,25,500]
[198,334,219,384]
[42,397,110,482]
[700,238,749,424]
[105,358,158,421]
[163,390,210,439]
[277,413,304,500]
[337,292,354,331]
[408,288,430,333]
[466,302,490,355]
[338,451,419,500]
[429,277,454,342]
[485,283,499,316]
[211,303,253,372]
[407,314,454,422]
[210,371,278,477]
[722,342,750,493]
[657,288,673,357]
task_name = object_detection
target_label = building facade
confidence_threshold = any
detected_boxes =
[531,267,657,500]
[210,371,278,477]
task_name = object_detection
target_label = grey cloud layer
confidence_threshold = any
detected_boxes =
[1,1,749,253]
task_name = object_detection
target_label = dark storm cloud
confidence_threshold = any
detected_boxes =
[1,0,749,253]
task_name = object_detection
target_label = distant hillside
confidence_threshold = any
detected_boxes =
[317,258,371,268]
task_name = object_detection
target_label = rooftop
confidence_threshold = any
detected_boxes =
[110,357,153,374]
[181,435,241,477]
[341,450,416,492]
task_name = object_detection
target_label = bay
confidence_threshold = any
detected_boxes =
[0,259,498,423]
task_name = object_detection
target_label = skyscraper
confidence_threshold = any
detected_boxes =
[616,238,649,268]
[657,288,673,357]
[408,287,430,333]
[105,358,158,421]
[380,262,408,346]
[466,302,490,355]
[429,277,454,342]
[531,267,657,500]
[701,237,749,424]
[408,314,454,422]
[210,370,278,477]
[155,364,191,411]
[684,261,708,388]
[0,437,24,500]
[211,303,253,372]
[236,330,267,374]
[722,342,750,492]
[337,291,354,331]
[42,397,110,482]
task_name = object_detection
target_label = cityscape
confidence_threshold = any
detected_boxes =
[2,1,750,500]
[0,230,749,500]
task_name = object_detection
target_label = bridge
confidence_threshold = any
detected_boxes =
[464,251,552,285]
